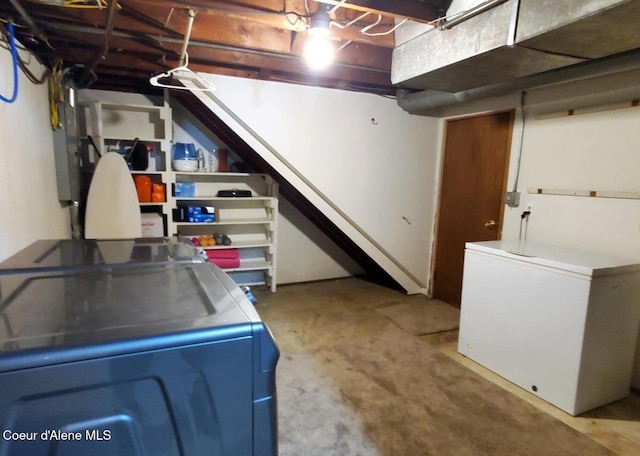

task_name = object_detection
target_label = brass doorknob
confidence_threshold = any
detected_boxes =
[484,220,497,229]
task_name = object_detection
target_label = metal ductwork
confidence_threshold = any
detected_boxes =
[392,0,640,114]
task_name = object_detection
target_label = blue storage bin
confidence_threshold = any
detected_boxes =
[174,182,196,197]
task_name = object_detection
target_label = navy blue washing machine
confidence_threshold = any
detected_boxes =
[0,239,279,456]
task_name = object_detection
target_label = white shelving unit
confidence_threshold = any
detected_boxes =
[79,99,173,235]
[80,101,172,169]
[168,172,279,292]
[79,99,278,291]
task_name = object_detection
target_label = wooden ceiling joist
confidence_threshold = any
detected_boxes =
[0,0,434,95]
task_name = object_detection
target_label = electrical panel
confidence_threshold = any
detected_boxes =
[52,82,81,201]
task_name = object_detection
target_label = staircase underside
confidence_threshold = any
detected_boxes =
[173,90,404,292]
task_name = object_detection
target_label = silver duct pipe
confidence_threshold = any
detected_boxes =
[441,0,508,29]
[396,48,640,116]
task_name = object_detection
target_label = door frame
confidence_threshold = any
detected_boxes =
[428,109,515,297]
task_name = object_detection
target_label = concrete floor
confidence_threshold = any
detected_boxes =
[426,330,640,455]
[255,277,640,456]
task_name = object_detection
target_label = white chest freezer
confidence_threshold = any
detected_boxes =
[458,240,640,415]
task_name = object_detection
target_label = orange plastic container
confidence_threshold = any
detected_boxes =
[134,175,152,202]
[152,183,165,202]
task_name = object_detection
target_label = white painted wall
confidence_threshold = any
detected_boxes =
[193,74,441,290]
[278,198,363,283]
[436,68,640,388]
[0,46,70,262]
[171,96,365,283]
[510,106,640,256]
[171,99,243,171]
[437,69,640,259]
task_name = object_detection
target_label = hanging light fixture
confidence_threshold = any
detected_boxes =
[308,6,331,37]
[304,4,334,70]
[304,38,335,70]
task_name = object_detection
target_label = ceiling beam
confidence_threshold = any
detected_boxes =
[124,0,394,48]
[44,21,391,71]
[43,25,392,86]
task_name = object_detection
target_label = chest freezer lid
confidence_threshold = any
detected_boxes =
[0,238,203,275]
[466,240,640,276]
[0,261,262,371]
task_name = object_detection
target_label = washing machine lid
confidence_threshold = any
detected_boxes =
[0,261,260,371]
[0,238,203,274]
[466,240,640,276]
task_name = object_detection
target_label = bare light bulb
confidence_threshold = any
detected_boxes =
[304,37,335,70]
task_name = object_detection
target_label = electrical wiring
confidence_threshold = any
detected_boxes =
[26,0,119,9]
[0,22,18,104]
[0,17,33,55]
[0,17,28,30]
[6,2,56,50]
[330,11,370,29]
[361,18,408,36]
[284,12,307,30]
[329,0,348,14]
[0,35,33,59]
[318,4,406,37]
[359,14,382,34]
[336,40,351,52]
[16,53,50,84]
[0,20,50,84]
[48,60,64,129]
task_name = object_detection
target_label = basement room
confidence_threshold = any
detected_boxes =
[0,0,639,455]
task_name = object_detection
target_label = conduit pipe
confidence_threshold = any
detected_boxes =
[78,0,118,86]
[8,0,47,43]
[396,48,640,115]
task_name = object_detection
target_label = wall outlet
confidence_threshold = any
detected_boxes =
[505,191,521,207]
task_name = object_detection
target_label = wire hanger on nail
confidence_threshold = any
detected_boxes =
[149,52,216,92]
[149,10,214,92]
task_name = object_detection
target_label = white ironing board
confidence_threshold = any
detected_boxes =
[85,152,142,240]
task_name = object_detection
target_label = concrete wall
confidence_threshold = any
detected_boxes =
[0,46,70,262]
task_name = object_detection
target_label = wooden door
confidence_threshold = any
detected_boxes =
[432,111,514,307]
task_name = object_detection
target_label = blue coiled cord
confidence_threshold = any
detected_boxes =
[1,22,19,104]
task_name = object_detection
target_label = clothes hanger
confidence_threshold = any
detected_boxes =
[149,53,216,92]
